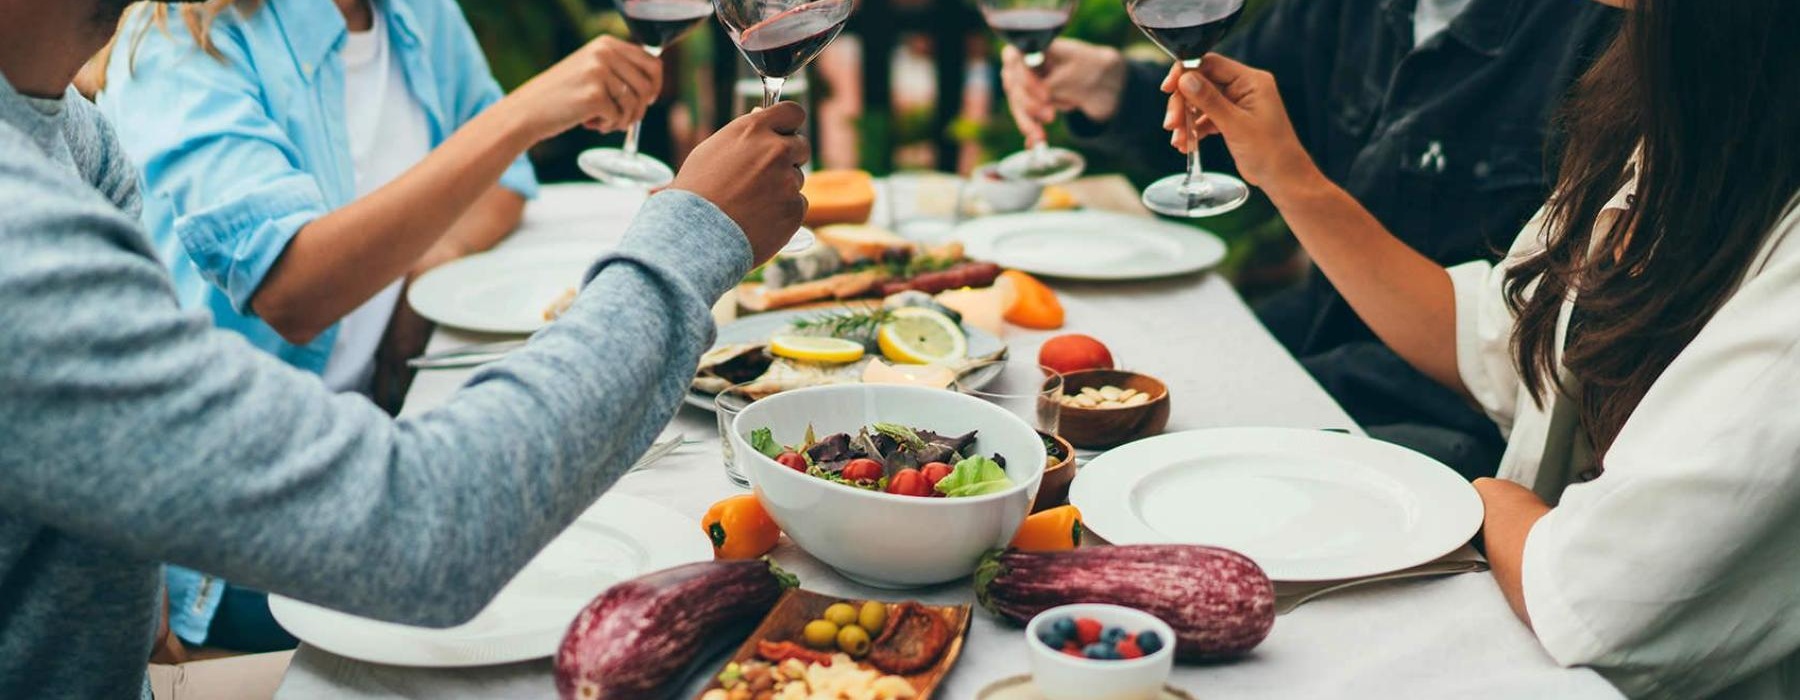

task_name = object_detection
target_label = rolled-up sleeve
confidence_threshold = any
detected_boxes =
[101,21,330,314]
[431,0,538,200]
[1522,208,1800,699]
[1447,259,1522,432]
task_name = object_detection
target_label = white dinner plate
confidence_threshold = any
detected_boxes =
[954,211,1227,281]
[269,492,711,667]
[684,309,1008,410]
[407,244,608,334]
[1070,428,1483,582]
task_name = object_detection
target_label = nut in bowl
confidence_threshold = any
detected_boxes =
[1026,604,1177,700]
[731,384,1047,588]
[1055,370,1171,450]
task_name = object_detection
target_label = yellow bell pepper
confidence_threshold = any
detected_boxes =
[1010,505,1082,552]
[702,495,781,559]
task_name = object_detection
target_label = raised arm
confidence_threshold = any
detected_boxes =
[1170,55,1464,394]
[0,105,809,628]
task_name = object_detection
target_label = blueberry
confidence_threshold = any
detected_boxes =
[1051,616,1078,639]
[1136,630,1164,655]
[1101,626,1128,644]
[1082,643,1111,659]
[1037,627,1065,648]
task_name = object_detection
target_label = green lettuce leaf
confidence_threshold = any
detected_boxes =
[935,455,1015,497]
[750,427,783,459]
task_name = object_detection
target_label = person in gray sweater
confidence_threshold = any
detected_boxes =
[0,1,811,696]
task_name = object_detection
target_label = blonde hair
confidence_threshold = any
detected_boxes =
[82,1,263,94]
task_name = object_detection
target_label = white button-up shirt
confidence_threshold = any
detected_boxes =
[1447,170,1800,699]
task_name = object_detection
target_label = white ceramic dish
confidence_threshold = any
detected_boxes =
[954,211,1226,281]
[1025,604,1176,700]
[731,384,1046,588]
[684,309,1009,411]
[268,493,710,667]
[407,243,607,334]
[1070,428,1483,582]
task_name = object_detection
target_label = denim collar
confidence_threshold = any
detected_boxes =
[1381,0,1521,57]
[272,0,424,82]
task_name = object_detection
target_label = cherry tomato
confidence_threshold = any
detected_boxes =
[776,451,808,472]
[886,469,933,497]
[920,462,953,490]
[841,458,883,482]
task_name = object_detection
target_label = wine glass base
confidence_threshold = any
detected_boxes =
[780,227,817,255]
[578,148,676,190]
[1141,172,1251,218]
[996,147,1087,185]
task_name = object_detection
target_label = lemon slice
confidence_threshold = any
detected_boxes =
[877,307,968,365]
[769,336,867,364]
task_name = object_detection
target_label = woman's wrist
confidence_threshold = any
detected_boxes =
[1261,162,1340,216]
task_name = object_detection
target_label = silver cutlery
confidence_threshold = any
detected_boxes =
[1274,558,1490,615]
[624,434,699,475]
[406,340,529,370]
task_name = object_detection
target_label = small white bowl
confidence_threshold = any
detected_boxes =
[965,163,1047,215]
[731,384,1046,588]
[1025,604,1177,700]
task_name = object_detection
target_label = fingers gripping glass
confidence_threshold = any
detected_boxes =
[983,0,1087,185]
[579,0,715,190]
[714,0,853,253]
[1125,0,1250,218]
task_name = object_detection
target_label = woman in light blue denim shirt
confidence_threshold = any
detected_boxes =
[94,0,664,655]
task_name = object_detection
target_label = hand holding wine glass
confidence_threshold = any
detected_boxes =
[983,0,1087,184]
[506,35,662,142]
[670,102,813,264]
[579,0,716,189]
[1164,55,1325,202]
[1125,0,1250,218]
[999,39,1131,147]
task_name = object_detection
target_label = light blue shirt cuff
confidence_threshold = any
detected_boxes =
[163,565,225,646]
[499,153,539,201]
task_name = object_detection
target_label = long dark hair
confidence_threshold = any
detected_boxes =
[1505,0,1800,455]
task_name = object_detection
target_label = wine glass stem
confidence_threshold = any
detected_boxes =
[761,76,788,109]
[1180,59,1211,197]
[621,45,666,158]
[1025,52,1049,150]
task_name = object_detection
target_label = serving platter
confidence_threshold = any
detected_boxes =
[269,493,711,667]
[953,211,1226,282]
[1069,428,1483,582]
[697,589,972,699]
[407,243,606,334]
[684,308,1008,411]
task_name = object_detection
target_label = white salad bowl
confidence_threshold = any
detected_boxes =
[731,384,1047,588]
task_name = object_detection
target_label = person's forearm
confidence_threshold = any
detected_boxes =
[409,185,527,278]
[252,105,539,344]
[1473,478,1553,628]
[1265,172,1465,393]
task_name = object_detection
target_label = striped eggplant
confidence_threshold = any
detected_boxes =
[555,558,798,699]
[974,545,1274,661]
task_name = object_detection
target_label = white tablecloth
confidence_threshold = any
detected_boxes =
[274,183,1619,700]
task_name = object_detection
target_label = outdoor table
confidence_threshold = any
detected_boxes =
[274,182,1620,699]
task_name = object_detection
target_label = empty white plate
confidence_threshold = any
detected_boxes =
[269,492,711,667]
[954,211,1226,281]
[1070,428,1482,582]
[407,244,608,334]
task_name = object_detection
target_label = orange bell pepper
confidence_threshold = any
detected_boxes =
[1010,505,1082,552]
[1000,270,1065,330]
[703,495,781,560]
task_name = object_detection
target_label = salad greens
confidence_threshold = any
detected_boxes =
[750,427,783,459]
[934,456,1015,497]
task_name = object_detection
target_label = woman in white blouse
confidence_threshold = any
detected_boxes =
[1161,0,1799,697]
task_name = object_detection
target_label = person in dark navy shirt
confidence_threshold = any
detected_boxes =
[1002,0,1619,479]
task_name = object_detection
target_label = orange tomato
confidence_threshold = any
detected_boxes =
[1009,505,1083,552]
[702,495,781,560]
[999,270,1065,330]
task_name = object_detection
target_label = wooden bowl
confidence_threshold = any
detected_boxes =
[1056,370,1171,450]
[1033,431,1078,513]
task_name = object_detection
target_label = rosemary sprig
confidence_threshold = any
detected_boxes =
[788,307,895,342]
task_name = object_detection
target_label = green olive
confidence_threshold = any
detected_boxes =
[857,601,888,634]
[802,619,839,649]
[822,602,859,627]
[836,624,872,657]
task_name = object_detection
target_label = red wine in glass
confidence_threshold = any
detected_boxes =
[1125,0,1249,217]
[715,0,854,254]
[579,0,716,189]
[983,0,1086,184]
[983,8,1068,57]
[620,0,715,49]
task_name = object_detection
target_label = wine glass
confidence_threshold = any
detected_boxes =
[1125,0,1250,217]
[578,0,716,189]
[714,0,854,253]
[983,0,1087,185]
